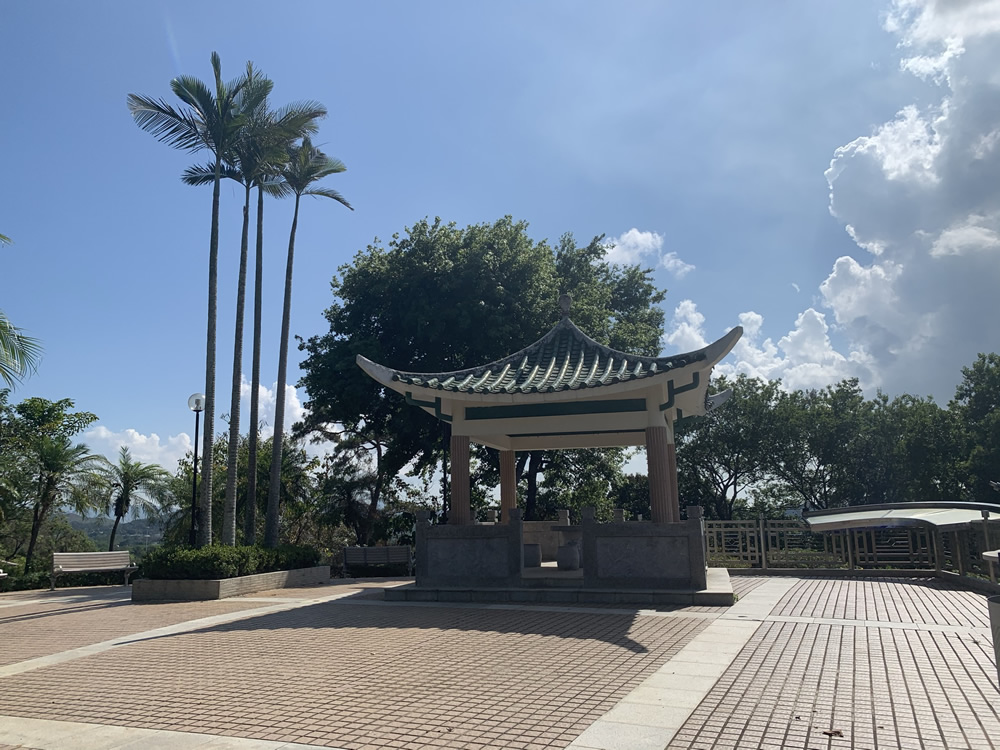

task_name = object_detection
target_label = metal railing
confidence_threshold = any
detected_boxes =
[705,517,1000,578]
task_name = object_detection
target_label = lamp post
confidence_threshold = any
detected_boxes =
[188,393,205,547]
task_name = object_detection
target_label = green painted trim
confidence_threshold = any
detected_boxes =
[404,391,452,422]
[465,398,647,421]
[660,371,700,411]
[508,428,647,438]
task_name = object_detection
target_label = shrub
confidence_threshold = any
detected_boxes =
[767,548,847,569]
[0,570,135,592]
[141,544,321,580]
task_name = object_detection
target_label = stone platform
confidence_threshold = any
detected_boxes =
[384,566,733,605]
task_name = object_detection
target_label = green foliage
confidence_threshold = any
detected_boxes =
[157,432,317,549]
[141,543,320,580]
[766,548,847,568]
[94,446,170,551]
[676,374,782,520]
[952,353,1000,500]
[0,394,101,571]
[298,217,666,521]
[0,312,42,389]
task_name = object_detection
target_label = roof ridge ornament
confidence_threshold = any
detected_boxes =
[559,293,572,318]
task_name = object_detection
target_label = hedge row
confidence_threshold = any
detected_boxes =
[140,544,321,580]
[0,570,136,592]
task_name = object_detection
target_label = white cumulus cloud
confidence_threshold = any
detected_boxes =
[85,426,192,473]
[666,303,876,393]
[84,381,315,474]
[817,0,1000,399]
[604,228,694,278]
[663,299,708,352]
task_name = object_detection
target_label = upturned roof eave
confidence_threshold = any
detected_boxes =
[355,325,743,404]
[357,358,681,404]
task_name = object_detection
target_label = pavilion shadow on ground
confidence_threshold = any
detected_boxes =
[116,594,688,654]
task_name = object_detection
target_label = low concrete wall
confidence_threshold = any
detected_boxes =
[582,506,707,590]
[132,566,330,602]
[416,509,523,588]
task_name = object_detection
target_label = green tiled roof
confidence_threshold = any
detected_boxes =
[387,318,704,394]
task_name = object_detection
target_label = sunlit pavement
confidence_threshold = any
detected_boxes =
[0,575,997,749]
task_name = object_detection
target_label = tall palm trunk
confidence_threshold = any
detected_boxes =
[223,183,252,545]
[24,501,43,572]
[198,156,222,547]
[264,194,300,546]
[245,185,265,545]
[108,515,123,551]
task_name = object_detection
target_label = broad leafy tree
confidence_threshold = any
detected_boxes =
[298,218,665,521]
[129,53,267,546]
[264,137,351,547]
[952,353,1000,500]
[676,374,782,519]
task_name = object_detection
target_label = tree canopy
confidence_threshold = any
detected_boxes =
[298,216,667,521]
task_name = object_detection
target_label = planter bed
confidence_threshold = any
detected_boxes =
[132,565,330,602]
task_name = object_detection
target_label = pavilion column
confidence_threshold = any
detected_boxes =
[500,450,517,523]
[449,434,472,525]
[667,440,679,522]
[646,425,679,523]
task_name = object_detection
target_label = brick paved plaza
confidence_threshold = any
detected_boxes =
[0,575,997,749]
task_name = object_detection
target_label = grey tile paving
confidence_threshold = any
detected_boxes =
[2,575,997,749]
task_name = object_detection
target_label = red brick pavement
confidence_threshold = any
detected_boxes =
[0,596,710,750]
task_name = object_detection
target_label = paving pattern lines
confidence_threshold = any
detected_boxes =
[0,600,711,750]
[729,576,771,599]
[0,590,272,667]
[773,577,990,628]
[665,619,1000,750]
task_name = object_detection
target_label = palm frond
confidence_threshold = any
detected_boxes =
[0,311,42,387]
[259,174,293,198]
[271,101,326,135]
[181,162,242,186]
[169,74,215,118]
[127,94,207,152]
[0,233,11,246]
[304,187,354,210]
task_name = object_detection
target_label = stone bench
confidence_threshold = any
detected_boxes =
[51,551,137,590]
[343,545,412,577]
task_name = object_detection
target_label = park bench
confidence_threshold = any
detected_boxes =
[51,551,137,590]
[343,545,412,577]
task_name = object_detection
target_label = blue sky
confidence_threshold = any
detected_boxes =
[3,1,999,471]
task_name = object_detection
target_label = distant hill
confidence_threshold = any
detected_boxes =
[62,512,165,551]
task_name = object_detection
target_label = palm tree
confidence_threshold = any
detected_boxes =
[183,79,325,545]
[264,137,352,546]
[96,447,169,551]
[0,311,41,389]
[245,104,327,547]
[128,53,266,547]
[23,437,99,571]
[1,234,42,388]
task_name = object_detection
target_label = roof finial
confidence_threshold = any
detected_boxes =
[559,293,572,318]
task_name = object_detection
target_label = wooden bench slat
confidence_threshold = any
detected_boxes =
[51,551,137,590]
